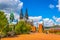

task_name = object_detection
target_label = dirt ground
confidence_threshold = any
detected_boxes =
[1,33,60,40]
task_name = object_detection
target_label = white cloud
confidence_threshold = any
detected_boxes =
[56,5,60,10]
[33,21,43,27]
[5,13,10,20]
[38,21,43,24]
[32,18,55,27]
[56,18,60,23]
[0,0,23,23]
[43,18,49,23]
[53,16,60,25]
[0,0,23,13]
[29,16,42,22]
[49,4,54,9]
[28,16,42,27]
[53,16,60,22]
[5,13,19,21]
[43,18,54,27]
[53,16,57,20]
[29,16,55,27]
[56,0,60,11]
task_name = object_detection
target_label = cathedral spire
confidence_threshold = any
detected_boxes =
[20,9,23,19]
[25,8,28,20]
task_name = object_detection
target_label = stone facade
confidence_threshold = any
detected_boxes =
[31,26,36,32]
[38,24,43,33]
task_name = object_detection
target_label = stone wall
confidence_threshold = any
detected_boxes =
[38,24,43,33]
[31,26,36,32]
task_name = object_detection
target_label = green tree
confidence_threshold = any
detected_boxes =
[10,12,14,23]
[25,8,28,20]
[0,11,8,37]
[20,9,23,19]
[15,20,31,34]
[0,11,8,30]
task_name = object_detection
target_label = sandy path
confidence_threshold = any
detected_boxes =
[1,33,60,40]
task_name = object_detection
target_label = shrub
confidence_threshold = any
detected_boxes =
[0,11,8,37]
[7,25,15,37]
[0,32,6,38]
[15,20,31,34]
[0,26,9,37]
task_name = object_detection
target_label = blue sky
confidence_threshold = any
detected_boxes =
[0,0,60,27]
[20,0,60,27]
[21,0,60,18]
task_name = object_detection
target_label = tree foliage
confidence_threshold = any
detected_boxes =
[0,11,8,37]
[10,12,14,23]
[0,11,8,31]
[15,20,31,34]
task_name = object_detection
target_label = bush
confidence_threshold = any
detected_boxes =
[7,25,15,37]
[0,11,8,37]
[9,27,12,32]
[0,26,9,37]
[15,20,31,34]
[7,31,15,37]
[0,32,7,38]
